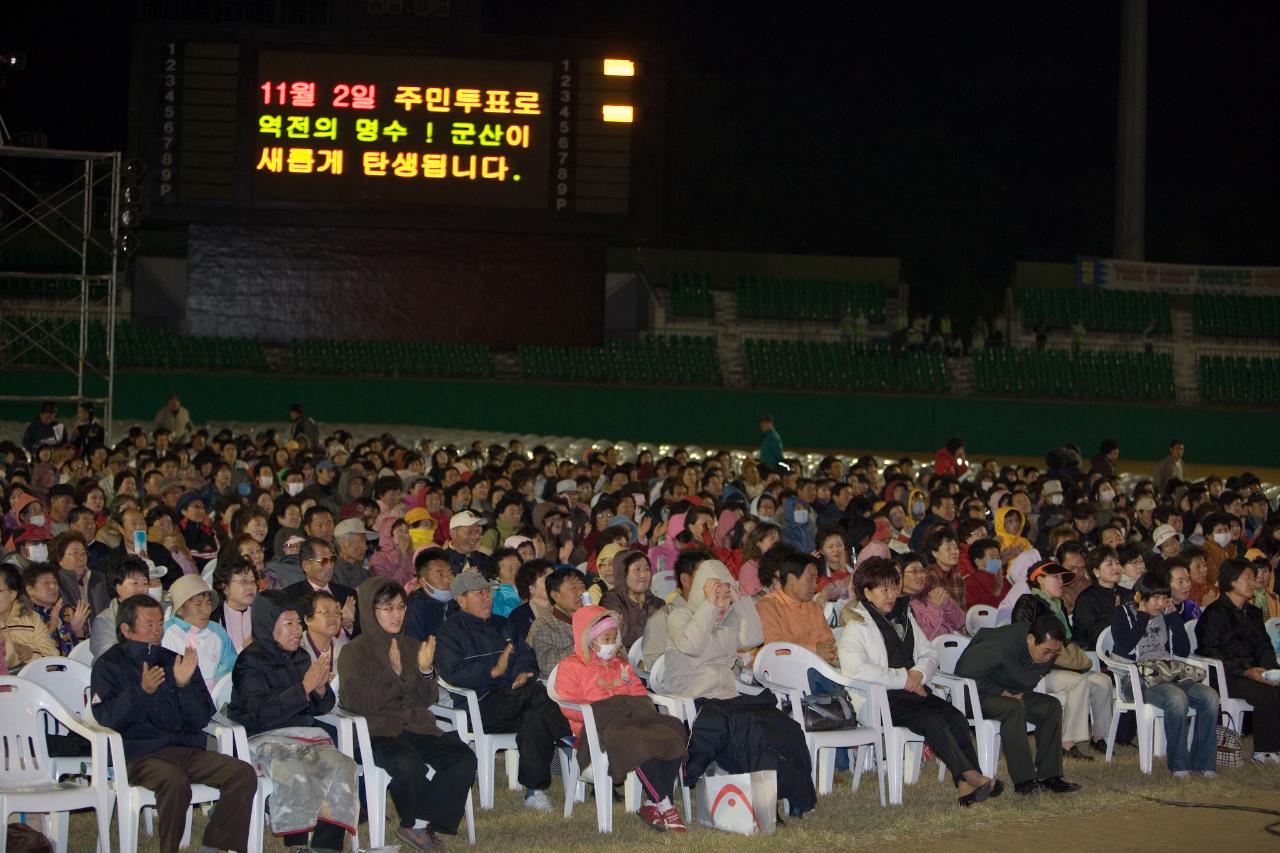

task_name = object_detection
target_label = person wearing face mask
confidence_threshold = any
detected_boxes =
[553,605,689,832]
[405,548,459,641]
[8,492,51,545]
[1035,479,1067,537]
[961,537,1006,609]
[1202,512,1238,590]
[778,488,817,553]
[228,590,359,851]
[4,523,52,571]
[1114,544,1150,594]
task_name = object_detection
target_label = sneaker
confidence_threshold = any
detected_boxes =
[637,804,668,832]
[660,806,687,833]
[1251,752,1278,764]
[524,790,553,813]
[1172,770,1192,779]
[1201,770,1218,779]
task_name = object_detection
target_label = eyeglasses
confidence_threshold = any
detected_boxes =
[374,603,407,614]
[307,556,336,565]
[311,609,343,618]
[230,577,258,587]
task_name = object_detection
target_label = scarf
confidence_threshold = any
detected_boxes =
[1032,588,1072,641]
[32,602,75,656]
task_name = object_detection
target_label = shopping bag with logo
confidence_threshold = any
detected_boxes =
[695,769,777,836]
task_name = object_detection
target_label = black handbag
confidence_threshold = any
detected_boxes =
[801,691,859,732]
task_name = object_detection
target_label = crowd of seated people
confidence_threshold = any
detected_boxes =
[3,403,1280,847]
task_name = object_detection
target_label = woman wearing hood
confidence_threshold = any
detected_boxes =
[996,548,1042,625]
[228,590,360,852]
[369,517,415,589]
[659,558,764,700]
[554,605,689,832]
[993,507,1033,563]
[338,576,477,850]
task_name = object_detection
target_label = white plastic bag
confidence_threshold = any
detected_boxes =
[695,770,777,836]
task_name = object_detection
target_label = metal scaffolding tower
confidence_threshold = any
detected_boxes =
[0,146,121,435]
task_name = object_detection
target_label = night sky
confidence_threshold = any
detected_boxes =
[5,1,1279,320]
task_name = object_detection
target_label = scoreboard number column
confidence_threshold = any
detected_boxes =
[159,42,179,200]
[554,58,574,213]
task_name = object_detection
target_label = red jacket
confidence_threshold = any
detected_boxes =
[958,542,1003,609]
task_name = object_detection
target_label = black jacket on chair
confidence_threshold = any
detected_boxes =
[1072,584,1121,652]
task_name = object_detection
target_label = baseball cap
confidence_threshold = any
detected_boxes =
[556,479,577,495]
[334,518,377,540]
[450,572,496,597]
[1027,560,1076,587]
[176,491,205,514]
[13,524,53,545]
[449,510,483,531]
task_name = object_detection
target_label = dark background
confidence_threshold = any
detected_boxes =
[4,0,1279,327]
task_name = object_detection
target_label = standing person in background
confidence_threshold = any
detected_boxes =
[289,402,320,448]
[154,394,192,439]
[1153,440,1185,495]
[21,401,64,455]
[759,414,783,474]
[934,438,968,477]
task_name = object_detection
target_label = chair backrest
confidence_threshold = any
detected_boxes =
[965,605,998,636]
[1267,616,1280,652]
[1184,619,1198,654]
[0,677,63,785]
[201,558,218,587]
[15,656,93,719]
[752,642,821,694]
[648,654,668,694]
[934,633,970,674]
[211,672,233,711]
[627,637,645,678]
[545,665,561,702]
[68,639,94,665]
[1096,627,1114,657]
[822,601,841,626]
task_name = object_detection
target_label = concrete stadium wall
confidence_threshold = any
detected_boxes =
[2,369,1275,468]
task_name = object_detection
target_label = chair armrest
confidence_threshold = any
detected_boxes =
[1185,655,1226,692]
[930,672,986,723]
[1100,651,1145,704]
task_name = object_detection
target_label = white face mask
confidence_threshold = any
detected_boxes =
[594,642,619,660]
[1048,494,1063,506]
[25,543,49,562]
[793,509,809,524]
[1099,489,1116,503]
[148,586,164,602]
[1118,574,1136,590]
[27,514,46,528]
[285,482,304,497]
[259,474,275,489]
[1213,532,1232,548]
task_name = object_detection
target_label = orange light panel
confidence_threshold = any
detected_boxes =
[603,59,635,77]
[602,104,634,123]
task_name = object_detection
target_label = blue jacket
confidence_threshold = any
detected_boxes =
[90,640,214,760]
[436,609,537,697]
[404,588,458,641]
[1110,604,1190,660]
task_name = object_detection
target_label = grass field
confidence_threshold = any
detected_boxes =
[44,734,1280,852]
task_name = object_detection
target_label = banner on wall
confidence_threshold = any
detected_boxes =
[1076,255,1280,293]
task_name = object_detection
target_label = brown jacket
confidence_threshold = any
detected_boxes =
[336,576,442,738]
[4,601,61,669]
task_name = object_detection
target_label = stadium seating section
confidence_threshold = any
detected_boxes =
[974,347,1173,401]
[1198,355,1280,406]
[291,339,493,378]
[1191,292,1280,339]
[667,272,714,318]
[1016,287,1171,334]
[736,276,886,323]
[0,317,267,372]
[0,251,112,300]
[520,336,721,385]
[744,338,944,393]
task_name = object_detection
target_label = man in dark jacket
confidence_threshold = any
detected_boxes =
[955,616,1080,795]
[405,547,458,641]
[98,505,183,588]
[282,538,356,637]
[435,571,569,813]
[908,491,956,554]
[288,402,320,448]
[90,595,256,853]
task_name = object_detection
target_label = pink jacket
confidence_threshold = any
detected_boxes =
[553,605,647,737]
[369,522,414,587]
[908,595,966,641]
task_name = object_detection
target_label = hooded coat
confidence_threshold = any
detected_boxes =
[996,549,1042,625]
[994,506,1033,558]
[553,605,688,780]
[659,560,763,700]
[337,576,444,738]
[228,591,334,736]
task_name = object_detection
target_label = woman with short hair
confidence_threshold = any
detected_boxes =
[838,556,999,805]
[599,551,664,650]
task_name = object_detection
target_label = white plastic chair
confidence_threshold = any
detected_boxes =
[751,643,885,802]
[1184,618,1198,654]
[964,604,998,636]
[545,666,642,832]
[931,634,1002,779]
[314,673,476,848]
[1266,616,1280,652]
[1181,618,1256,734]
[645,655,698,724]
[627,637,647,682]
[0,677,115,853]
[15,657,95,782]
[1096,627,1199,774]
[68,639,94,665]
[436,676,520,809]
